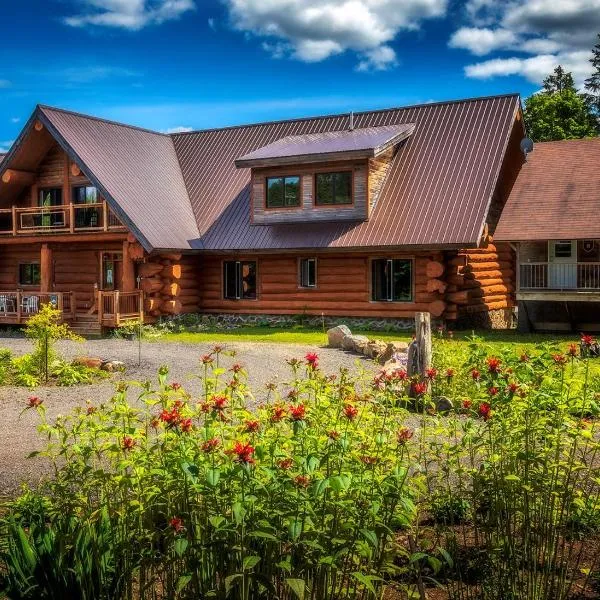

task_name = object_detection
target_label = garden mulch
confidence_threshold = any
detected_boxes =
[0,336,378,496]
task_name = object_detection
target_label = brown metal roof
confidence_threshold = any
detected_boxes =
[37,106,199,251]
[173,94,520,251]
[495,137,600,242]
[234,123,415,168]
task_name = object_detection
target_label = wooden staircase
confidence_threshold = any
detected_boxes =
[70,313,103,337]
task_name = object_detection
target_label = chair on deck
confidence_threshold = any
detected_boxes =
[22,295,39,314]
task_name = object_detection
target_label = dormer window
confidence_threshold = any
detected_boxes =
[315,171,352,206]
[266,176,301,208]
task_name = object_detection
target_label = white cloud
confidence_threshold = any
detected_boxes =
[65,0,195,30]
[162,126,193,133]
[449,27,517,56]
[223,0,447,70]
[10,117,20,124]
[453,0,599,86]
[57,65,141,83]
[0,140,14,153]
[208,17,216,30]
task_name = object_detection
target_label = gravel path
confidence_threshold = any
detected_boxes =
[0,336,375,496]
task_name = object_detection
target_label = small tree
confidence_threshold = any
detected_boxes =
[584,33,600,129]
[25,304,83,383]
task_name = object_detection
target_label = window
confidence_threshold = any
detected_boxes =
[38,188,64,227]
[315,171,352,205]
[266,176,301,208]
[19,263,40,286]
[371,259,412,302]
[38,188,62,207]
[73,186,100,228]
[73,186,98,204]
[299,258,317,288]
[223,261,257,300]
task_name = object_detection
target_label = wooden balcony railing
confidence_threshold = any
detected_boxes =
[0,291,75,323]
[0,201,126,236]
[520,263,600,291]
[97,290,144,326]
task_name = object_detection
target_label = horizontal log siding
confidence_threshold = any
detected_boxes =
[198,252,441,318]
[0,245,40,288]
[251,160,368,225]
[178,254,202,313]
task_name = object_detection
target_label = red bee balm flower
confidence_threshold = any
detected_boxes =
[180,418,193,433]
[278,458,294,470]
[327,430,341,440]
[507,382,519,394]
[230,363,243,373]
[169,517,185,533]
[553,354,567,366]
[392,368,408,381]
[27,396,43,408]
[211,395,228,411]
[471,369,481,381]
[170,382,182,391]
[581,334,595,347]
[412,382,428,396]
[201,437,220,453]
[294,475,311,488]
[271,405,286,423]
[488,386,499,397]
[462,399,472,410]
[201,354,214,365]
[305,352,319,369]
[567,344,578,357]
[486,357,502,374]
[289,404,306,421]
[397,427,414,444]
[426,368,438,379]
[86,405,97,415]
[244,420,260,433]
[121,436,136,450]
[519,353,530,363]
[343,404,359,420]
[232,441,255,464]
[445,368,455,380]
[478,403,492,421]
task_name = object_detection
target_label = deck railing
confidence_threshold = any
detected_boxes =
[0,201,126,236]
[520,262,600,291]
[0,291,75,322]
[97,290,144,326]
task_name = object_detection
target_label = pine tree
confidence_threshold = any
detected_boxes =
[543,65,575,94]
[584,34,600,124]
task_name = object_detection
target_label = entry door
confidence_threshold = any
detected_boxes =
[100,253,123,291]
[548,240,577,289]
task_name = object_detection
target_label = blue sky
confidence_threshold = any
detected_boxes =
[1,0,599,149]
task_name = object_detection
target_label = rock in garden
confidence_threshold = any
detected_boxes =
[377,341,410,365]
[363,340,388,359]
[434,396,454,413]
[101,360,126,372]
[73,356,103,369]
[350,335,370,353]
[327,324,352,348]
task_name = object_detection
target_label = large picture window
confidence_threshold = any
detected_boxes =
[315,171,352,206]
[266,176,301,208]
[371,259,412,302]
[73,186,100,228]
[223,261,257,300]
[299,258,317,288]
[19,263,41,286]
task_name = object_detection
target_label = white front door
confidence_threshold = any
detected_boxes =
[548,240,577,289]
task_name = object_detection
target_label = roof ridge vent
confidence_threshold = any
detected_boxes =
[349,111,354,131]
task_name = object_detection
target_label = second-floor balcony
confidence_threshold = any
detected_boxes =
[520,262,600,292]
[0,201,126,237]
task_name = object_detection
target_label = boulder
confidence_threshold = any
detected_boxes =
[363,340,388,359]
[101,360,126,373]
[342,334,369,352]
[73,356,103,369]
[382,358,407,376]
[434,396,454,413]
[328,324,352,348]
[377,341,410,365]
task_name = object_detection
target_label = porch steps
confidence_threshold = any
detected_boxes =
[70,314,103,338]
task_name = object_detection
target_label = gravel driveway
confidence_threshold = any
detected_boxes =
[0,337,375,496]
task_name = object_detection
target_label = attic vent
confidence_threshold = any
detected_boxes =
[349,111,354,131]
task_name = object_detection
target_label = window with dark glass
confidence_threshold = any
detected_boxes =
[19,263,40,286]
[73,186,100,228]
[371,259,412,302]
[38,188,64,227]
[266,176,300,208]
[299,258,317,288]
[315,171,352,205]
[223,261,257,300]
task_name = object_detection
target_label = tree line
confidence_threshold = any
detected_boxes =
[524,33,600,141]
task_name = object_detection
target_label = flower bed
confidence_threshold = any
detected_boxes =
[1,337,600,599]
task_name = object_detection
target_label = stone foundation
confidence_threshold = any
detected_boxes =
[455,308,516,330]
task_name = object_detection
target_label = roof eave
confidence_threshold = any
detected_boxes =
[235,148,376,169]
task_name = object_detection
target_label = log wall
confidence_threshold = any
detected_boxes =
[196,252,447,318]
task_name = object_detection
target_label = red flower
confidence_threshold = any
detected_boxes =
[392,368,408,381]
[278,458,294,470]
[327,430,341,440]
[201,437,220,453]
[397,427,414,444]
[471,369,481,381]
[169,517,185,533]
[507,382,519,394]
[121,436,136,450]
[462,399,472,410]
[159,408,181,426]
[211,395,228,411]
[478,402,492,421]
[519,353,530,363]
[486,357,502,374]
[343,403,359,420]
[488,386,499,397]
[150,417,160,429]
[86,405,97,415]
[289,403,306,421]
[244,419,260,433]
[305,352,319,369]
[265,382,277,392]
[180,418,193,433]
[553,354,567,366]
[294,475,311,488]
[445,368,455,381]
[230,364,243,374]
[232,441,255,464]
[581,334,595,347]
[27,396,43,408]
[360,455,379,465]
[426,368,438,380]
[412,381,428,396]
[212,345,224,354]
[201,354,214,365]
[271,404,287,423]
[567,343,578,357]
[170,382,182,391]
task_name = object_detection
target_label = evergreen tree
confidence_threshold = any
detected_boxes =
[584,33,600,124]
[524,65,598,142]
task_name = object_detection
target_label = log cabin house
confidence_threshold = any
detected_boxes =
[495,138,600,332]
[0,94,526,333]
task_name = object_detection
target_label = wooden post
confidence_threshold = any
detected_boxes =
[103,202,108,232]
[115,290,120,326]
[16,292,21,324]
[408,312,432,381]
[40,244,53,293]
[11,206,16,236]
[69,203,75,233]
[122,241,136,292]
[97,290,103,326]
